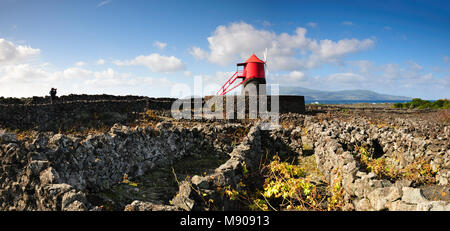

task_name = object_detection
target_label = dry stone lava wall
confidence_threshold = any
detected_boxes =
[304,115,450,211]
[0,122,245,211]
[0,96,177,131]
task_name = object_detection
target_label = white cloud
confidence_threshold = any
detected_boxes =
[267,58,449,99]
[288,70,306,79]
[384,26,392,30]
[97,0,112,8]
[272,71,367,91]
[285,71,306,82]
[327,72,365,83]
[75,61,86,67]
[307,38,374,66]
[444,56,449,64]
[0,38,40,65]
[317,60,450,99]
[0,64,128,84]
[380,63,400,80]
[406,60,423,71]
[114,53,185,73]
[0,63,175,97]
[61,67,93,80]
[380,62,432,83]
[0,39,177,97]
[97,58,106,65]
[421,73,433,81]
[154,41,167,49]
[268,71,309,86]
[307,22,318,28]
[348,60,374,74]
[189,47,209,60]
[203,22,274,65]
[0,64,58,83]
[189,22,374,71]
[262,20,272,27]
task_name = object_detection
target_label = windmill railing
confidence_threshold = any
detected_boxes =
[216,71,247,96]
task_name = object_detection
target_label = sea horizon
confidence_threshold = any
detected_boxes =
[305,99,433,105]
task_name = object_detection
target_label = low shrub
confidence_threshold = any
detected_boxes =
[393,98,450,109]
[356,146,438,185]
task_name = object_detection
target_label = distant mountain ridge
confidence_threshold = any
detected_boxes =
[278,87,411,101]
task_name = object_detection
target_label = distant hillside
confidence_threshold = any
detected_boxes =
[278,87,411,101]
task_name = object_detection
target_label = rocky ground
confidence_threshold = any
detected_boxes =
[0,102,448,211]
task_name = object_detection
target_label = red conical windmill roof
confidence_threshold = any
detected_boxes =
[245,54,265,63]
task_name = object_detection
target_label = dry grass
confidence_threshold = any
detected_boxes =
[435,109,450,125]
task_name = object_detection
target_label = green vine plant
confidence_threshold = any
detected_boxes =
[327,170,345,211]
[356,146,439,185]
[221,153,346,211]
[176,149,349,211]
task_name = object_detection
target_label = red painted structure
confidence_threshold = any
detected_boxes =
[216,54,266,96]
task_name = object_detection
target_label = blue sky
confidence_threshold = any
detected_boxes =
[0,0,449,99]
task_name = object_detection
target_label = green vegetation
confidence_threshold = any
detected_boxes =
[393,98,450,109]
[219,152,345,211]
[356,146,438,185]
[301,143,315,156]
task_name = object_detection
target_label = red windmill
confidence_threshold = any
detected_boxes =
[216,53,267,96]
